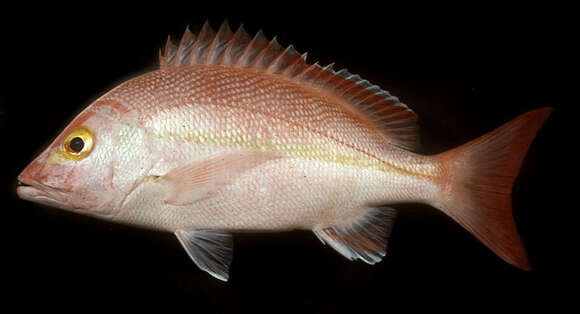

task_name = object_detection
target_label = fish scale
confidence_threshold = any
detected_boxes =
[17,21,551,281]
[99,64,410,175]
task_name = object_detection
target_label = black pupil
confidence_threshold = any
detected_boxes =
[69,137,84,153]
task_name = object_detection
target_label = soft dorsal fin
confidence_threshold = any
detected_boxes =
[160,21,420,151]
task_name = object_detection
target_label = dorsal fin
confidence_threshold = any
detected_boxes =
[160,21,420,151]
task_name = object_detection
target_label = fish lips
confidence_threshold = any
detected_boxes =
[16,177,72,211]
[16,176,118,218]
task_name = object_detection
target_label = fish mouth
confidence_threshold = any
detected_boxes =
[16,177,71,211]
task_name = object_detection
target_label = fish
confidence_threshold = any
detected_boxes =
[16,21,552,281]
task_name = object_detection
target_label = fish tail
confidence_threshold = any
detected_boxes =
[433,107,553,270]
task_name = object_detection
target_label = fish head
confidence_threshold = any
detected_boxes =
[17,100,154,219]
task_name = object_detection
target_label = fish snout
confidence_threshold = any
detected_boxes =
[16,165,71,209]
[19,157,41,179]
[16,155,73,203]
[17,162,42,191]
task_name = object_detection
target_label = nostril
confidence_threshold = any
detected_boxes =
[17,180,31,187]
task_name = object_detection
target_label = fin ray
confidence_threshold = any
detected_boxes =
[160,21,419,151]
[161,151,280,206]
[175,26,196,67]
[203,20,234,65]
[314,207,397,265]
[175,229,233,281]
[434,108,553,270]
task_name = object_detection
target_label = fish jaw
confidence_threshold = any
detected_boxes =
[17,154,122,218]
[16,178,119,219]
[16,171,73,212]
[16,144,76,209]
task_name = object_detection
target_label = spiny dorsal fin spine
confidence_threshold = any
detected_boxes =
[298,62,324,82]
[236,29,268,67]
[278,49,309,77]
[176,26,195,66]
[254,36,281,69]
[292,62,318,80]
[189,21,215,65]
[163,36,177,68]
[267,44,296,73]
[203,20,234,65]
[259,37,284,69]
[300,63,325,82]
[223,25,251,65]
[312,63,336,86]
[159,21,420,151]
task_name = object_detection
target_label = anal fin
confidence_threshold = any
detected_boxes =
[314,207,397,264]
[175,229,233,281]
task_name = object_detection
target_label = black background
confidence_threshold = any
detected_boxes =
[0,3,571,313]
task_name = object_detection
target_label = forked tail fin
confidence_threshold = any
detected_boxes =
[434,108,552,270]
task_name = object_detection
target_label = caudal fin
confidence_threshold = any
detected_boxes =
[434,108,552,270]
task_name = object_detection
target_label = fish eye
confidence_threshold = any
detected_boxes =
[62,127,94,160]
[68,137,85,153]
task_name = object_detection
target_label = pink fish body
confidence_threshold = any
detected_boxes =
[17,22,551,281]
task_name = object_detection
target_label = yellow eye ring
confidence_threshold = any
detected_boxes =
[62,127,94,161]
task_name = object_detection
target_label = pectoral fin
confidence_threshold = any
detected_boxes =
[175,229,233,281]
[314,207,397,264]
[162,151,280,206]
